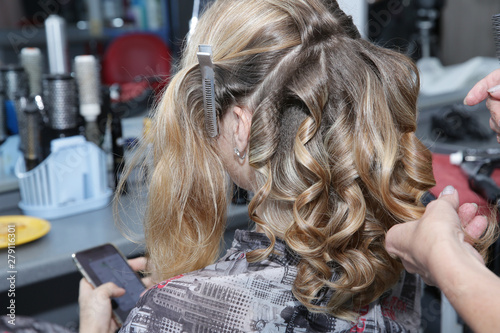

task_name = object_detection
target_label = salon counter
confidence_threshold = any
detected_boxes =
[0,189,251,293]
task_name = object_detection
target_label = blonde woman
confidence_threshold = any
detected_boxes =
[79,0,495,332]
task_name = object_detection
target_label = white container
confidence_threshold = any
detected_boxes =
[0,135,22,192]
[15,136,112,219]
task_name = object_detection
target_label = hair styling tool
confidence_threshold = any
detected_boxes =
[1,65,29,137]
[45,15,69,74]
[15,97,28,153]
[40,74,80,157]
[196,45,218,138]
[22,96,43,171]
[74,55,102,145]
[20,47,43,96]
[188,0,201,41]
[431,104,491,142]
[43,74,79,131]
[450,149,500,204]
[103,85,126,191]
[2,65,29,102]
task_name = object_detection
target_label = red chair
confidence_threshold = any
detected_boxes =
[102,33,171,105]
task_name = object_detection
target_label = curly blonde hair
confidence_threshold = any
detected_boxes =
[119,0,492,320]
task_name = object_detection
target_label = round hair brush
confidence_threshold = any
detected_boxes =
[20,47,43,96]
[74,55,102,145]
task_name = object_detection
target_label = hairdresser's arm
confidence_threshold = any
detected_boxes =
[464,68,500,140]
[385,186,500,333]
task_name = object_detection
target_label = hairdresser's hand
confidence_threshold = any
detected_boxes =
[79,278,125,333]
[385,186,488,286]
[465,69,500,141]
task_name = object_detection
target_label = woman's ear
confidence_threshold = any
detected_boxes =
[232,106,252,152]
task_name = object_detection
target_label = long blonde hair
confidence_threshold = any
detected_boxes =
[119,0,491,320]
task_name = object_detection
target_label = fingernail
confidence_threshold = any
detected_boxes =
[441,185,455,195]
[463,97,468,105]
[472,203,478,211]
[488,84,500,94]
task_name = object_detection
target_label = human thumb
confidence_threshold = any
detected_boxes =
[99,282,126,299]
[437,185,459,209]
[385,221,414,259]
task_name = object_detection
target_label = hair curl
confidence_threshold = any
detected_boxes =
[118,0,496,320]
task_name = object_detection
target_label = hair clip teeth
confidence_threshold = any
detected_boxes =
[197,45,218,138]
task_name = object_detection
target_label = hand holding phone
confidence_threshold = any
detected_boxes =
[79,278,125,333]
[73,244,146,325]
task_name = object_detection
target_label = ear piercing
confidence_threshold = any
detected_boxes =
[234,147,246,160]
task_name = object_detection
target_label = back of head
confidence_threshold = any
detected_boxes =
[133,0,435,320]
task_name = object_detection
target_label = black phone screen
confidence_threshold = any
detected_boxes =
[73,244,145,323]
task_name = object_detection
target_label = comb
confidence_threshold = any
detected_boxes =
[197,45,219,138]
[494,14,500,61]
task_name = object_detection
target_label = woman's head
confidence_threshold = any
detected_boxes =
[133,0,435,320]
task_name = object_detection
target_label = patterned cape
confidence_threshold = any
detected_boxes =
[120,230,421,332]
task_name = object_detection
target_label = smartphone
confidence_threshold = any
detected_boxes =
[72,243,145,324]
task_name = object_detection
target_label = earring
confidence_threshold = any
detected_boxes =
[234,147,246,160]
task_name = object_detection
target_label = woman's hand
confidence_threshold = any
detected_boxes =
[79,278,125,333]
[385,186,488,286]
[128,256,155,290]
[78,256,151,333]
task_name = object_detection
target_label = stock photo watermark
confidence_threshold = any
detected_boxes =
[6,223,16,326]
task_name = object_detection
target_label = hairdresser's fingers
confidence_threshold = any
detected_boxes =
[487,84,500,100]
[458,203,479,227]
[465,69,500,106]
[458,202,488,244]
[386,186,460,286]
[463,215,488,241]
[386,223,435,285]
[489,117,500,135]
[487,96,500,137]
